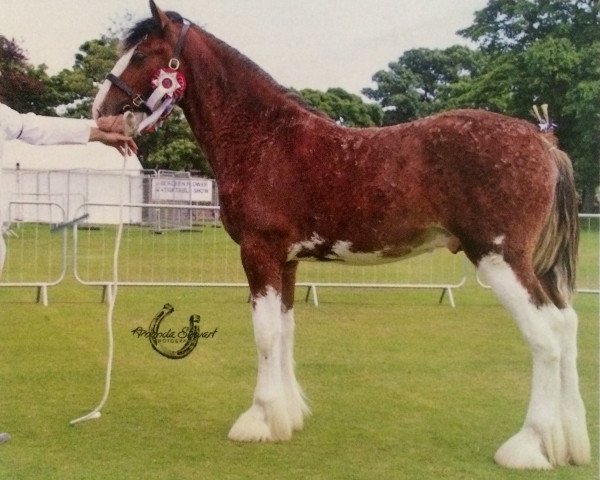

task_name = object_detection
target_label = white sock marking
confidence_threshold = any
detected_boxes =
[478,253,567,468]
[229,286,292,442]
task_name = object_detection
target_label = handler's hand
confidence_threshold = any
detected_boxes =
[96,115,129,134]
[91,113,138,154]
[89,127,138,155]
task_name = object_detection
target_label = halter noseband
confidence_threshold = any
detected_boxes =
[107,19,191,132]
[105,74,153,115]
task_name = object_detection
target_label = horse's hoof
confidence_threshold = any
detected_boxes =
[285,387,311,432]
[565,426,591,465]
[228,403,292,443]
[562,407,591,465]
[494,429,553,470]
[228,409,272,442]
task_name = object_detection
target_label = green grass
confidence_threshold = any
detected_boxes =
[0,223,597,479]
[0,288,597,479]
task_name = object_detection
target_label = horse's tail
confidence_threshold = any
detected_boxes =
[533,135,579,305]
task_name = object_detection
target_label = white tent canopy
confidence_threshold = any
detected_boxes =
[1,140,144,225]
[2,139,141,171]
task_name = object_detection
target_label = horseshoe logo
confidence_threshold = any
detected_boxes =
[148,304,200,360]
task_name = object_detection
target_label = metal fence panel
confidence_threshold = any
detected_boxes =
[577,214,599,293]
[0,202,67,305]
[73,202,466,306]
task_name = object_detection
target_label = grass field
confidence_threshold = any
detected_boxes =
[0,222,597,479]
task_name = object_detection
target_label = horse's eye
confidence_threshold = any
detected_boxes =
[131,51,147,65]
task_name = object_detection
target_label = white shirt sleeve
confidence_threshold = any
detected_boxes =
[0,103,91,145]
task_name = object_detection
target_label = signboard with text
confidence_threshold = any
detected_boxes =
[151,178,213,203]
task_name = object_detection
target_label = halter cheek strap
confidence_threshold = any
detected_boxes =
[106,19,191,131]
[105,73,153,115]
[172,20,190,65]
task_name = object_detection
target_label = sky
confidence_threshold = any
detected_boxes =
[1,0,488,96]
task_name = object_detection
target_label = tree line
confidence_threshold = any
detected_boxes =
[1,0,597,210]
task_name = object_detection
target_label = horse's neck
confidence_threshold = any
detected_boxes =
[180,29,314,174]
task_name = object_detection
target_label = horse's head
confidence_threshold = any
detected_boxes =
[93,0,189,133]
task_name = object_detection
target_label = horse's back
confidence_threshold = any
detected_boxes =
[308,109,559,260]
[336,109,557,227]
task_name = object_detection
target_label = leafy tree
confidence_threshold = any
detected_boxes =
[456,0,600,210]
[363,46,483,124]
[50,9,137,118]
[51,37,121,118]
[458,0,599,53]
[0,35,57,114]
[445,37,584,115]
[298,87,383,127]
[363,0,599,210]
[135,109,212,176]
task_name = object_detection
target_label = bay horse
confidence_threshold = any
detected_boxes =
[93,1,590,470]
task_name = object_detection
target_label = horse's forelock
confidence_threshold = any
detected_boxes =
[123,11,185,50]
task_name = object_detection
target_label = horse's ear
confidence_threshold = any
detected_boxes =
[149,0,170,31]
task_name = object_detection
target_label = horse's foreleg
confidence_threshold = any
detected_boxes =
[281,262,311,431]
[478,253,566,469]
[228,244,292,442]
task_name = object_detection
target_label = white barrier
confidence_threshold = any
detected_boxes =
[576,214,599,294]
[72,203,467,307]
[0,201,67,305]
[4,201,595,306]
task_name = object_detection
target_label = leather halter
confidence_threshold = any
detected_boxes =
[106,19,191,115]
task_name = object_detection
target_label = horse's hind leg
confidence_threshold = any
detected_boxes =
[477,253,567,469]
[538,272,591,464]
[555,304,590,465]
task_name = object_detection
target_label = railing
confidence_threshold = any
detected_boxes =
[3,203,595,306]
[72,203,467,307]
[577,214,599,294]
[0,202,67,305]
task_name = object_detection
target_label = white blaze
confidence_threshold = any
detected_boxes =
[92,47,138,121]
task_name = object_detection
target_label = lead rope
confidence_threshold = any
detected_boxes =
[70,116,134,425]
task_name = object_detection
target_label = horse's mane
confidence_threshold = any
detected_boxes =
[123,12,332,121]
[123,11,185,50]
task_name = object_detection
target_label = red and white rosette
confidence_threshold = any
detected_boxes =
[137,68,187,133]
